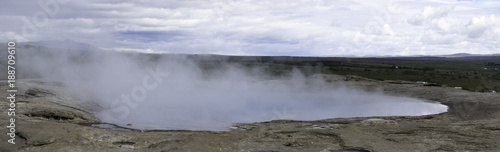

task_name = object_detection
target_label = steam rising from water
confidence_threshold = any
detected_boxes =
[97,75,447,130]
[13,45,447,131]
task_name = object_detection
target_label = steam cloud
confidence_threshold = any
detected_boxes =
[8,43,447,131]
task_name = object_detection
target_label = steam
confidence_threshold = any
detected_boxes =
[11,44,447,131]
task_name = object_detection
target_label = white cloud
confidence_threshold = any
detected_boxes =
[466,14,497,38]
[432,18,452,32]
[0,0,499,56]
[408,5,455,25]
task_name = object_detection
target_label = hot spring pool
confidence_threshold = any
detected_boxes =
[96,80,448,131]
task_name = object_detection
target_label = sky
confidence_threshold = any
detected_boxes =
[0,0,499,56]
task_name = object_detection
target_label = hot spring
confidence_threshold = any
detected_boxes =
[95,72,448,131]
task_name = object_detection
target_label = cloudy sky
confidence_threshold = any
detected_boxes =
[1,0,499,56]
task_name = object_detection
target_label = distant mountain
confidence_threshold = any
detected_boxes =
[21,39,101,51]
[450,53,474,56]
[440,53,500,57]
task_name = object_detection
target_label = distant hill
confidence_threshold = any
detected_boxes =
[20,39,101,51]
[450,53,474,56]
[442,53,500,57]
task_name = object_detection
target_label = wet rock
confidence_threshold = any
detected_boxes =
[89,124,133,131]
[113,141,135,148]
[360,118,396,126]
[22,103,100,123]
[25,87,55,97]
[332,149,370,152]
[310,123,344,129]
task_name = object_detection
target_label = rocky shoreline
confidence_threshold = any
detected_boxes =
[1,75,499,152]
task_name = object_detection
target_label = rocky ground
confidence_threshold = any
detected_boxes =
[1,75,499,152]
